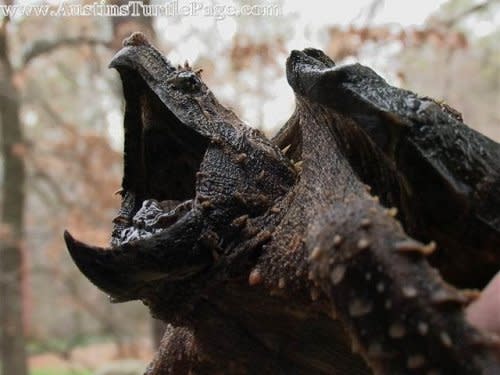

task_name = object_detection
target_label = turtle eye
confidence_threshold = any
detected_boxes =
[168,71,201,93]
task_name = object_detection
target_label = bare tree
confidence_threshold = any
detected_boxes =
[0,16,28,375]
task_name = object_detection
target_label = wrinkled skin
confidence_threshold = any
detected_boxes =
[65,33,500,374]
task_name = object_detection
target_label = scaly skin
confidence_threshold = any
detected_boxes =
[64,33,500,374]
[284,48,500,288]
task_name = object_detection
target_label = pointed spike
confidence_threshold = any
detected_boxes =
[360,218,371,228]
[235,153,247,164]
[113,188,124,196]
[310,287,320,301]
[461,289,481,304]
[270,206,281,213]
[231,214,248,228]
[386,207,398,217]
[422,241,437,255]
[278,277,286,289]
[333,234,343,247]
[357,238,371,250]
[248,268,263,286]
[309,246,322,260]
[430,287,468,306]
[393,239,436,256]
[293,160,304,172]
[256,170,266,181]
[281,144,291,155]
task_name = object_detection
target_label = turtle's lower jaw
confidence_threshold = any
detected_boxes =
[64,203,209,303]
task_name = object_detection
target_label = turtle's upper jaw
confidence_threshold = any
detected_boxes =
[63,71,211,301]
[107,32,218,248]
[63,36,215,302]
[109,63,209,247]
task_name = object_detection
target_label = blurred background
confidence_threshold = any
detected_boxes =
[0,0,498,374]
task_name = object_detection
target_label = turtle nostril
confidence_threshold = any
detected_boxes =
[167,71,201,93]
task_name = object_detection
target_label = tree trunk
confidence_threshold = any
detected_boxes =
[0,19,28,375]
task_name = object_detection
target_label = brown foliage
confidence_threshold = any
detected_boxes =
[327,25,468,61]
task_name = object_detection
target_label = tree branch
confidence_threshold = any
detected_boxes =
[22,36,111,66]
[444,0,499,27]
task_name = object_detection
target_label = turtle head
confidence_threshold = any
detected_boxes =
[64,33,295,308]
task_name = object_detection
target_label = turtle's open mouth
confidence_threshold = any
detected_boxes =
[63,61,212,302]
[63,34,297,303]
[110,67,209,247]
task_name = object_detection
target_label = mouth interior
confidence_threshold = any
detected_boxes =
[113,69,209,246]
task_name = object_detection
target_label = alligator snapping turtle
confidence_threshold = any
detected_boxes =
[64,32,500,374]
